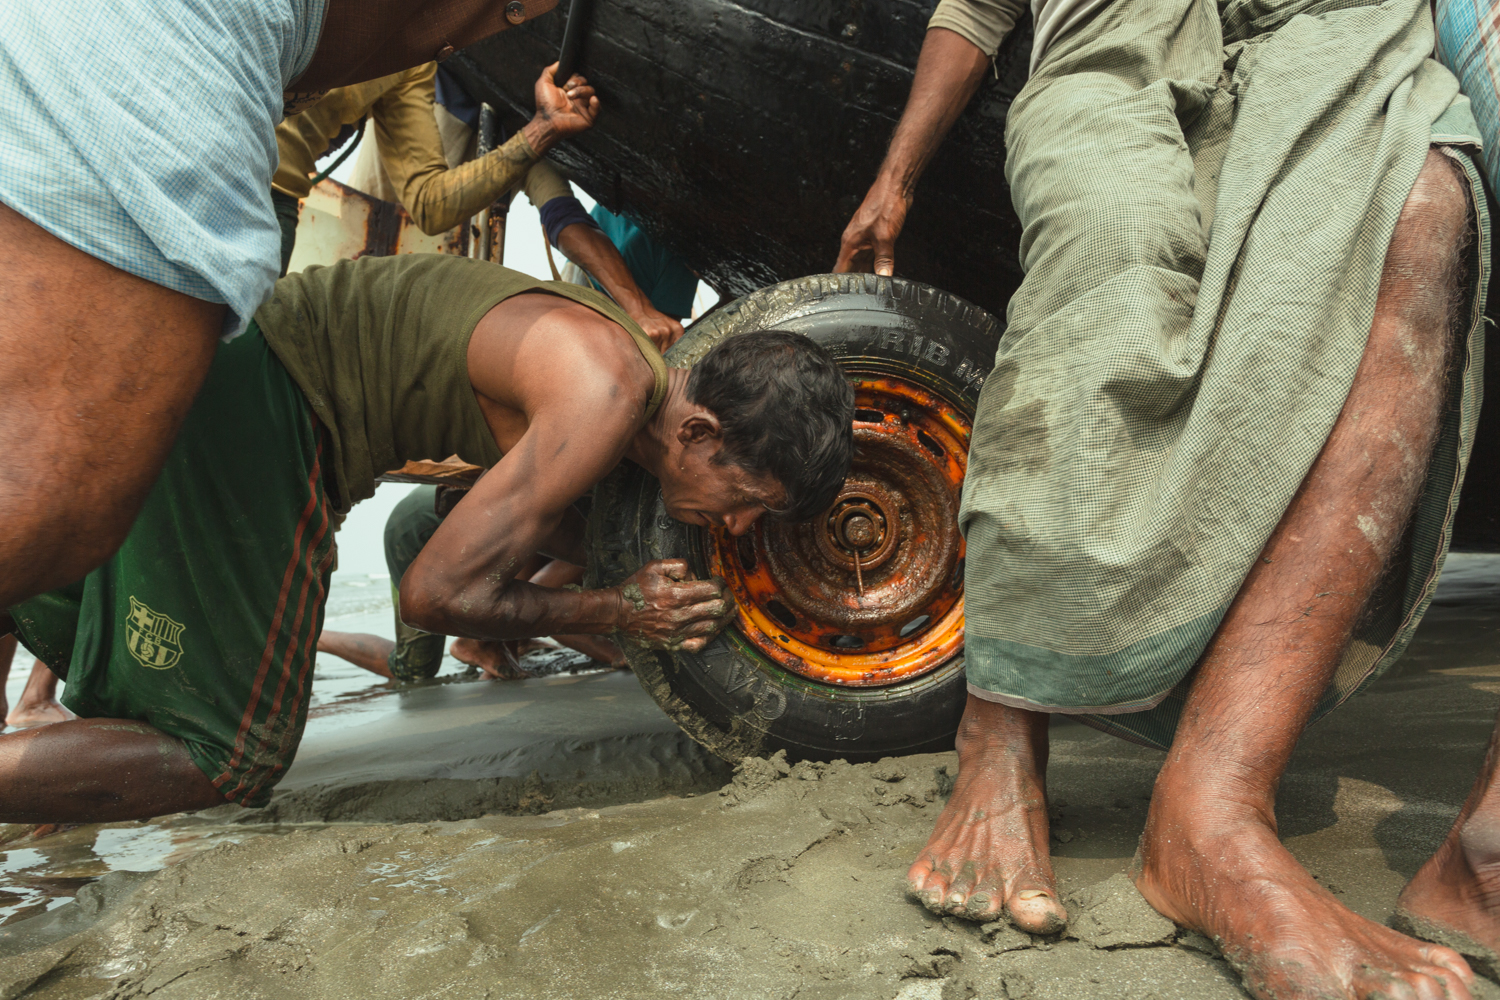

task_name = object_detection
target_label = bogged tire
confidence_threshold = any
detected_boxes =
[586,273,1000,763]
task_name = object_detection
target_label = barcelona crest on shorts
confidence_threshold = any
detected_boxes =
[125,596,186,670]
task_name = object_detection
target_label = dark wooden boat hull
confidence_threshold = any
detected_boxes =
[448,0,1034,318]
[450,3,1500,554]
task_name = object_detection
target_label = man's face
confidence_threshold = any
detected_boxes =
[658,434,786,537]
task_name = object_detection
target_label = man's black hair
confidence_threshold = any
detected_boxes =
[686,330,855,522]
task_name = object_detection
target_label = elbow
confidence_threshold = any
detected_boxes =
[411,211,454,237]
[398,567,448,634]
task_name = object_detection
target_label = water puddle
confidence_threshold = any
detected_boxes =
[0,815,315,926]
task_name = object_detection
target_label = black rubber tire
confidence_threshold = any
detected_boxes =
[586,273,1001,763]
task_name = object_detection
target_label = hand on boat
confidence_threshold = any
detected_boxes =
[834,174,909,277]
[525,61,600,153]
[632,307,686,353]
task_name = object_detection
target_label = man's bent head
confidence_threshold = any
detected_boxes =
[659,331,854,534]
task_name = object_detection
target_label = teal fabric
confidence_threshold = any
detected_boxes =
[1436,0,1498,193]
[586,206,699,319]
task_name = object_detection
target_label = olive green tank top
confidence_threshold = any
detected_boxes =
[254,255,668,514]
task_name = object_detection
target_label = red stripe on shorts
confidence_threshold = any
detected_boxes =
[235,480,333,801]
[214,438,325,790]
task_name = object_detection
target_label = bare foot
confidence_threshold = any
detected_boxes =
[907,695,1067,931]
[1136,789,1474,999]
[5,698,74,729]
[450,638,528,680]
[5,660,73,729]
[554,633,628,668]
[1396,801,1500,980]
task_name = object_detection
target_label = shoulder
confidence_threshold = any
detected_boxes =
[473,293,657,418]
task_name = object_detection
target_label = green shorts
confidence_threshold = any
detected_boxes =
[7,324,334,808]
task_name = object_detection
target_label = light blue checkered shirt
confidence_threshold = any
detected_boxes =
[1436,0,1498,194]
[0,0,327,338]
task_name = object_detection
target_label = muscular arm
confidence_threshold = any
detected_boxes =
[833,28,992,275]
[554,222,686,351]
[399,298,726,646]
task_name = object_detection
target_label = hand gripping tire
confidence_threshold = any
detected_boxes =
[586,273,1000,762]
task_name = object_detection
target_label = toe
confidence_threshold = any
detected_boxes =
[963,891,1004,922]
[1410,965,1472,1000]
[907,860,953,914]
[1008,886,1068,935]
[1416,945,1474,984]
[941,862,983,915]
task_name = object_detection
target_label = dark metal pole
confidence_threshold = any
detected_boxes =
[555,0,594,83]
[474,103,508,264]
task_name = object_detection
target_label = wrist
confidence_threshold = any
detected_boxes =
[621,293,656,324]
[873,168,916,205]
[607,586,629,632]
[522,116,559,156]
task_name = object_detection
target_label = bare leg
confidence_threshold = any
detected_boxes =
[1396,707,1500,976]
[5,661,73,729]
[0,204,223,608]
[1134,150,1475,999]
[315,631,395,678]
[0,634,15,727]
[908,696,1067,931]
[0,718,225,823]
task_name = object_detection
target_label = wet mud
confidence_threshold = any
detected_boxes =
[5,554,1500,998]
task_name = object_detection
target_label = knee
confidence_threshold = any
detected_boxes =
[1372,149,1473,360]
[1388,150,1471,284]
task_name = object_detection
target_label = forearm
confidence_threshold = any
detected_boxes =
[877,28,992,197]
[556,223,658,319]
[403,131,539,235]
[408,577,624,642]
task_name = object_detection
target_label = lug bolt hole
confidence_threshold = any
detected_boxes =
[736,534,758,572]
[899,615,932,638]
[767,600,798,630]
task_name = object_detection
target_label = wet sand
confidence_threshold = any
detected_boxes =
[4,554,1500,998]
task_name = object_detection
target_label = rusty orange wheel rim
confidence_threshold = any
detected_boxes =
[706,374,968,687]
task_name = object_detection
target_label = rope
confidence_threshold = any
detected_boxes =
[307,117,368,189]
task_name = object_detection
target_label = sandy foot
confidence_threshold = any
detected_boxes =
[1136,791,1475,999]
[907,695,1068,931]
[1397,807,1500,981]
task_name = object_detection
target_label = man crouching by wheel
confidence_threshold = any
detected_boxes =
[0,254,854,824]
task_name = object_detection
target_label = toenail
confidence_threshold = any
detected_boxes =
[966,893,994,914]
[1017,889,1052,900]
[947,892,966,906]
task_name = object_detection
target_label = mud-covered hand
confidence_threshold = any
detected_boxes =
[834,175,909,277]
[615,559,733,651]
[525,62,600,153]
[631,306,686,353]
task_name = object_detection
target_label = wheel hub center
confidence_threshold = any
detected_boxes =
[839,513,877,551]
[830,496,889,558]
[704,373,971,687]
